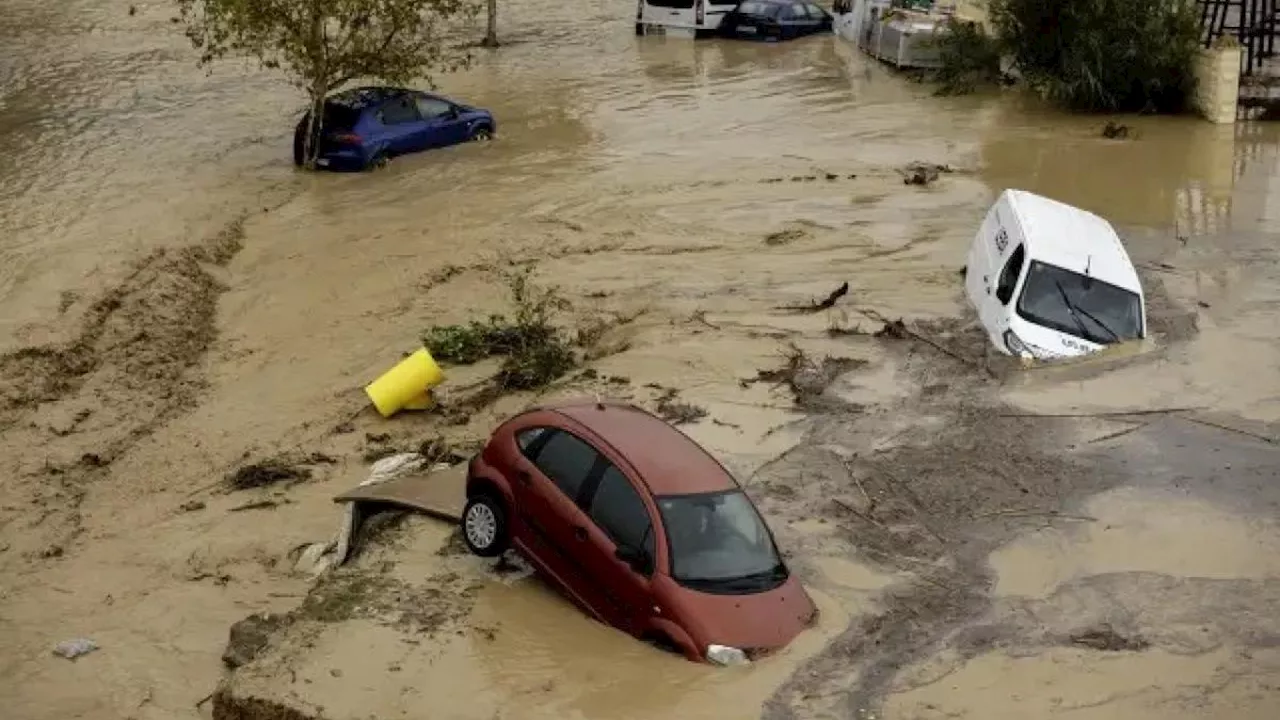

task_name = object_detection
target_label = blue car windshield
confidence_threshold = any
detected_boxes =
[657,490,785,593]
[1016,260,1143,345]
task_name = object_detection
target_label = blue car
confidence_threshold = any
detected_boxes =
[292,86,496,171]
[718,0,833,41]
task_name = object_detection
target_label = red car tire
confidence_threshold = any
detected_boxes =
[462,492,510,557]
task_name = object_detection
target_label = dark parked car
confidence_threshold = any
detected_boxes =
[463,399,817,666]
[292,86,495,171]
[718,0,833,41]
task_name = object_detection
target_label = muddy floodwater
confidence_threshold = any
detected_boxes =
[2,0,1280,719]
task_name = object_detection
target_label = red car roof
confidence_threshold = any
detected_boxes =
[540,400,739,497]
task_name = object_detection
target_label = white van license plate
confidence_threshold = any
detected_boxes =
[739,25,758,34]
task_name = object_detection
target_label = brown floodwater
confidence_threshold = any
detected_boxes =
[3,0,1280,719]
[6,0,1278,358]
[228,520,870,720]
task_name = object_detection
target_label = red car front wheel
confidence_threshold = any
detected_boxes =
[462,493,510,557]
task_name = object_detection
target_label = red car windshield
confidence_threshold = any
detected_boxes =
[657,490,786,594]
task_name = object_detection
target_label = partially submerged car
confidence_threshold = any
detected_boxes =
[719,0,834,41]
[292,86,495,171]
[966,189,1146,360]
[463,399,816,665]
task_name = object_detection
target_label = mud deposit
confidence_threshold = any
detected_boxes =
[758,376,1280,718]
[3,0,1280,718]
[0,219,249,559]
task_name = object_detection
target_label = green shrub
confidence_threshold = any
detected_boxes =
[422,317,508,364]
[934,19,1005,96]
[990,0,1202,113]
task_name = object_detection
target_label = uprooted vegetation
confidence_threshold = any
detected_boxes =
[422,266,578,391]
[421,266,638,423]
[745,344,866,410]
[899,162,954,186]
[1069,623,1151,652]
[653,386,709,425]
[226,459,311,491]
[360,432,479,465]
[225,452,336,491]
[778,282,850,313]
[827,309,1013,381]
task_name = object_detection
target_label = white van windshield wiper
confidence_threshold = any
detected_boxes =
[1071,303,1120,342]
[1052,279,1091,339]
[1053,279,1121,343]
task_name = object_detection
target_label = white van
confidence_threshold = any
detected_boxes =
[635,0,740,37]
[965,190,1147,361]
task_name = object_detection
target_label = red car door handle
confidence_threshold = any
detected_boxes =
[516,470,530,485]
[573,526,588,541]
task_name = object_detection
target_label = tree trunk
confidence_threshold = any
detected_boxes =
[304,86,326,170]
[303,4,329,170]
[482,0,499,47]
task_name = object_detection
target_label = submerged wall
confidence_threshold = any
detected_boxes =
[1193,45,1243,124]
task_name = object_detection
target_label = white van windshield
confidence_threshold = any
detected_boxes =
[1016,261,1143,344]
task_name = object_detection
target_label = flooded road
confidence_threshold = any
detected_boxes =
[2,0,1279,719]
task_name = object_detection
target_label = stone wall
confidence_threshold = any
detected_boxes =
[1193,45,1243,124]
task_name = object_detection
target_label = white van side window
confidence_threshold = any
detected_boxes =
[995,244,1026,305]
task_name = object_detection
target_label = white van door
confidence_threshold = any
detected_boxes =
[966,204,1001,336]
[968,198,1027,351]
[989,238,1028,347]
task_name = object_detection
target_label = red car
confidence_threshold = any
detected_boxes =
[463,399,817,665]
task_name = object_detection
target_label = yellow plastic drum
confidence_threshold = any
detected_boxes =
[365,348,446,418]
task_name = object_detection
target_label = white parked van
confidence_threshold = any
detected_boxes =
[636,0,739,37]
[965,190,1147,361]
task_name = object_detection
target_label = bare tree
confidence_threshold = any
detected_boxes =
[176,0,480,168]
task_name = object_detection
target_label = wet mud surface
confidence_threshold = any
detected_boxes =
[3,0,1280,719]
[0,218,251,559]
[757,381,1280,718]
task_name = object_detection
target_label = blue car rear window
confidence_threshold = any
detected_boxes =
[739,1,781,16]
[322,104,362,131]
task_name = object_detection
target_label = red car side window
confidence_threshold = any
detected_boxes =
[516,427,550,453]
[587,465,656,570]
[530,430,600,502]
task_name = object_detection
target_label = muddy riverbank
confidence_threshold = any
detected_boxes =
[3,0,1280,718]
